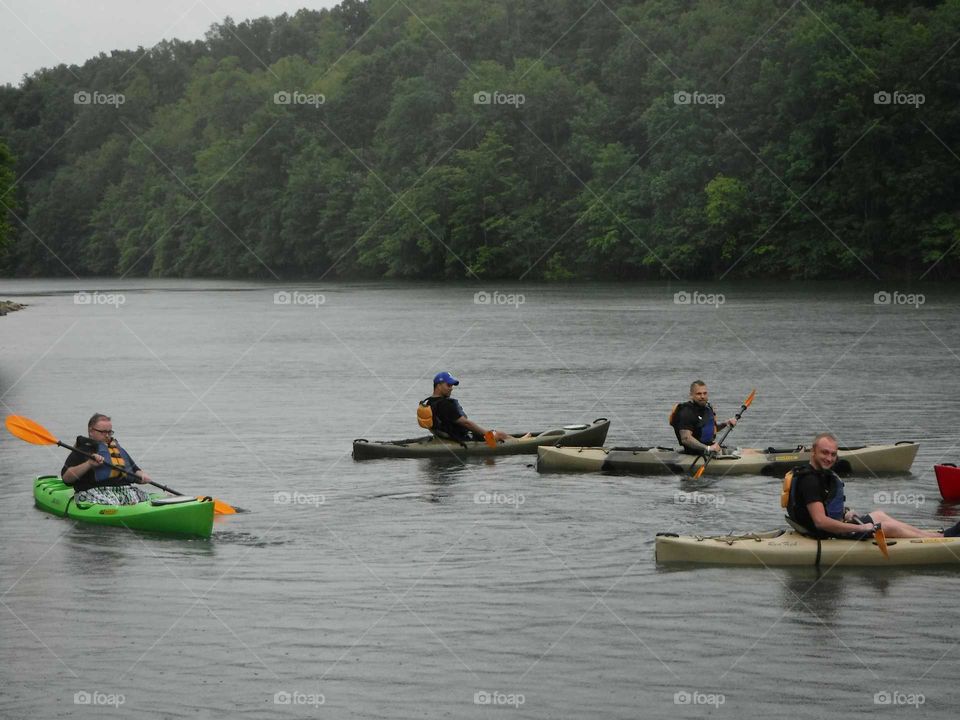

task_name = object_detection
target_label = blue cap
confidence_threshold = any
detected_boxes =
[433,371,459,386]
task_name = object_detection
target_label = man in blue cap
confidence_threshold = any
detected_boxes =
[418,371,511,444]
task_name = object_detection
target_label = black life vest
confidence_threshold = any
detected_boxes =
[669,401,717,445]
[783,465,845,521]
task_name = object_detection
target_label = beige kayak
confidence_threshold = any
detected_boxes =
[536,442,918,476]
[352,418,610,459]
[655,529,960,566]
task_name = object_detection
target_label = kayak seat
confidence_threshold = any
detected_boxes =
[785,516,814,536]
[151,496,199,506]
[764,446,804,454]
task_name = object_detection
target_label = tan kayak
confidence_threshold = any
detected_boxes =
[655,529,960,566]
[353,418,610,460]
[536,442,918,476]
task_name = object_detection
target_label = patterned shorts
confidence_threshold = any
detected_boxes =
[75,485,152,506]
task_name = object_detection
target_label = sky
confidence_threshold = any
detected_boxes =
[0,0,341,86]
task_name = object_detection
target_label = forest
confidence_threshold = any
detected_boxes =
[0,0,958,280]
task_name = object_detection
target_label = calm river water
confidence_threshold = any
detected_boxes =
[1,279,958,719]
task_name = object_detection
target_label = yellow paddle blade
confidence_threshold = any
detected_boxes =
[484,431,497,448]
[875,525,890,559]
[5,415,59,446]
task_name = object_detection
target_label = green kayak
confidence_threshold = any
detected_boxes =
[34,476,214,538]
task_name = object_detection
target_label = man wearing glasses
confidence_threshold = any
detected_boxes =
[61,413,153,505]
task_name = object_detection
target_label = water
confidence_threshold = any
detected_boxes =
[1,279,958,718]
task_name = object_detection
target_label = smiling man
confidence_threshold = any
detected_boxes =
[787,432,960,539]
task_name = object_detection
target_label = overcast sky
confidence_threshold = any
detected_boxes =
[0,0,341,87]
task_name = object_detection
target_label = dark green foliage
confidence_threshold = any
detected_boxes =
[0,138,16,260]
[0,0,957,279]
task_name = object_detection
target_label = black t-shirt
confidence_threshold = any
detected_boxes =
[61,441,140,493]
[787,466,843,532]
[672,401,717,449]
[431,397,471,441]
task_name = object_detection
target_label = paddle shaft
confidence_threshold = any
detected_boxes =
[713,402,749,449]
[58,440,183,496]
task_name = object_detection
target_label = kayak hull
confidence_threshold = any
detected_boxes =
[353,418,610,460]
[935,464,960,502]
[656,530,960,566]
[34,476,214,538]
[537,442,918,476]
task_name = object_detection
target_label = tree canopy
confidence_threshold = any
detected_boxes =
[0,0,957,280]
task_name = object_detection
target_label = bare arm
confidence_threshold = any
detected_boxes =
[679,429,719,454]
[807,502,873,535]
[62,455,104,484]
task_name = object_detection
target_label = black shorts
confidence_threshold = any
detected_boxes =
[829,514,875,540]
[799,514,876,540]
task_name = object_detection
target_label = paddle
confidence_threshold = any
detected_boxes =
[691,389,757,479]
[5,415,236,514]
[483,430,497,448]
[873,523,890,558]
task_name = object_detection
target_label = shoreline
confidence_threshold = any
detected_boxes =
[0,300,25,315]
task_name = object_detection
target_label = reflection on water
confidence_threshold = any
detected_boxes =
[778,570,846,625]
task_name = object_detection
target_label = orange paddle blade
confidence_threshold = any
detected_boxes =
[874,525,890,559]
[211,498,237,515]
[5,415,59,445]
[484,431,497,448]
[693,464,706,479]
[743,389,757,408]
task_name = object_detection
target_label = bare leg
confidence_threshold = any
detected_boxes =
[868,510,941,538]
